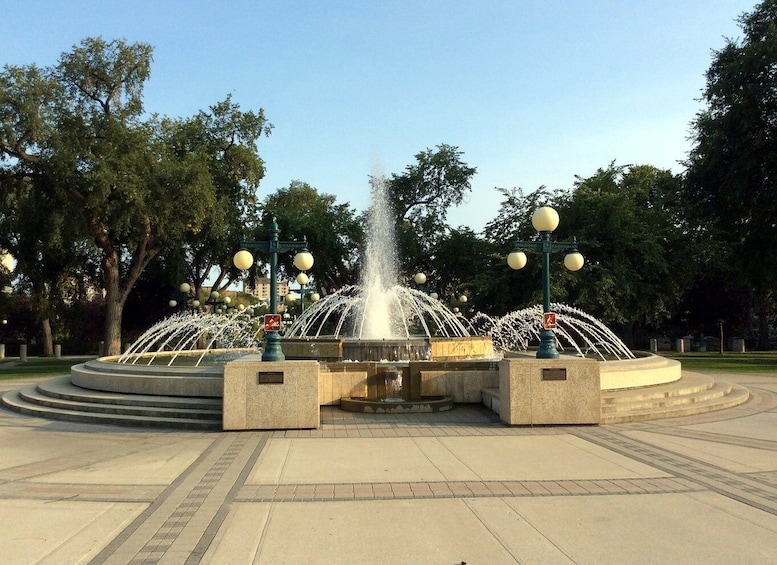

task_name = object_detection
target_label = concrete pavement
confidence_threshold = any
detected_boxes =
[0,371,776,564]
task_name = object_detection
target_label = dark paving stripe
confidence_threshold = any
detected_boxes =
[571,426,777,516]
[235,476,699,502]
[87,432,269,565]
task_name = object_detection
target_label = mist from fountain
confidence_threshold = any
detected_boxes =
[359,173,399,338]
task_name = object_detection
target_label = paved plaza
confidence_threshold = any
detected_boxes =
[0,371,776,564]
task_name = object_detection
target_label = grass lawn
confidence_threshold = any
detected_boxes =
[660,351,777,373]
[0,357,94,380]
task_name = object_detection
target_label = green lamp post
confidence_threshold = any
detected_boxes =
[507,206,584,359]
[233,218,313,361]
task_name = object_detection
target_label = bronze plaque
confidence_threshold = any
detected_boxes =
[257,371,284,384]
[542,368,567,381]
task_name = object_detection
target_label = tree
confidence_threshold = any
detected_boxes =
[685,1,777,348]
[0,58,97,355]
[386,144,476,277]
[259,181,362,294]
[0,174,96,355]
[161,95,272,300]
[556,164,689,343]
[0,38,270,354]
[427,227,499,313]
[483,165,689,345]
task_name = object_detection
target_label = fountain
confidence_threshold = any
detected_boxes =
[119,310,259,366]
[282,175,480,358]
[280,175,494,412]
[7,164,742,429]
[472,305,635,361]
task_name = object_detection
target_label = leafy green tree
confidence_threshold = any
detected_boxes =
[161,96,272,299]
[484,166,689,345]
[0,174,95,355]
[556,164,689,343]
[0,59,96,354]
[387,144,476,277]
[0,38,270,354]
[425,227,499,313]
[684,1,777,348]
[259,181,362,294]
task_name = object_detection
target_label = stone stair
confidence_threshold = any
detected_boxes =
[2,370,752,430]
[1,375,222,430]
[481,371,750,424]
[600,371,750,424]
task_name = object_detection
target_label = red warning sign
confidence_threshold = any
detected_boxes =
[543,312,557,330]
[264,314,282,332]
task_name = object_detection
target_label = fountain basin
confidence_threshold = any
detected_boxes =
[71,349,256,397]
[340,396,453,413]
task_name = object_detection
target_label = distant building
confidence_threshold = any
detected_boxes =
[244,277,289,300]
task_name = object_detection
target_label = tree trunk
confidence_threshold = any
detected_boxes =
[102,251,124,356]
[41,317,54,357]
[758,302,770,351]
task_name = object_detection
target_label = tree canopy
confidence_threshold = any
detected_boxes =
[259,181,363,294]
[685,0,777,347]
[0,37,270,354]
[387,144,476,277]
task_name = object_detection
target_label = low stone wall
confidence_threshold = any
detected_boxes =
[281,339,343,361]
[223,356,319,430]
[499,357,601,425]
[429,337,495,360]
[420,369,499,402]
[599,353,681,391]
[319,366,369,405]
[71,357,224,397]
[281,336,494,362]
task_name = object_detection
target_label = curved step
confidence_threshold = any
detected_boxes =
[70,362,223,397]
[37,376,222,410]
[480,372,752,424]
[1,386,222,430]
[601,380,750,424]
[18,386,221,420]
[601,377,728,415]
[602,371,715,406]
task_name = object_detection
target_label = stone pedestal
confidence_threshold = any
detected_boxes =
[223,355,320,430]
[499,357,601,425]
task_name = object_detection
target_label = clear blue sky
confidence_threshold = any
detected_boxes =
[1,0,756,231]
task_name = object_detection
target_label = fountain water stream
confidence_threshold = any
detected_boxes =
[118,311,258,366]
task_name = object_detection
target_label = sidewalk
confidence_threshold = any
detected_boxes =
[0,372,775,564]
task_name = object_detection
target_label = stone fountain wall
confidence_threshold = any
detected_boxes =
[282,336,494,363]
[317,359,501,404]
